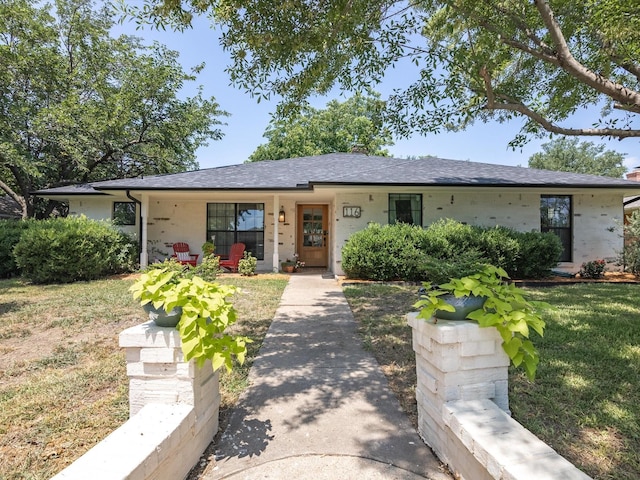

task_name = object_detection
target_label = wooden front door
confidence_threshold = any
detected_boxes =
[297,205,329,267]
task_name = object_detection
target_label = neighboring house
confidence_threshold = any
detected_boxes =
[0,196,22,219]
[34,153,640,275]
[624,167,640,221]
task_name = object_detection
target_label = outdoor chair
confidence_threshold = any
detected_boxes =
[172,242,199,267]
[218,243,246,272]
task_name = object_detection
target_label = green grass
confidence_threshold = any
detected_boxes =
[0,274,288,480]
[344,282,640,480]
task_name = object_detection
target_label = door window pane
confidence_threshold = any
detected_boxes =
[303,207,324,247]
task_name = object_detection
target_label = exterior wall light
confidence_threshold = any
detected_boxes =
[278,207,286,223]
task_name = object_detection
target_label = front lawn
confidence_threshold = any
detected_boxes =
[0,274,288,480]
[343,282,640,480]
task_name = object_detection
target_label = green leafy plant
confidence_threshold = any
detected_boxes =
[193,254,220,281]
[281,259,295,270]
[414,265,551,381]
[143,257,189,274]
[202,241,216,257]
[130,268,250,372]
[579,259,606,279]
[238,251,257,276]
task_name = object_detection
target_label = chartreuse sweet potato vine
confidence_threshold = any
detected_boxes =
[130,268,251,373]
[414,265,552,381]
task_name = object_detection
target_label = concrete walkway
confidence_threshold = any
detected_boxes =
[203,273,451,480]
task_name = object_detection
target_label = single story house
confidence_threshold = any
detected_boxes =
[34,153,640,275]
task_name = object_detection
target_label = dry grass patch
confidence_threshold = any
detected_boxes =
[0,274,288,480]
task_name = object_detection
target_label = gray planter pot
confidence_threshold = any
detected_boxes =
[143,303,183,328]
[435,294,486,321]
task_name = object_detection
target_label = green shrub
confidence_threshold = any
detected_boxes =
[579,259,606,279]
[620,210,640,276]
[193,254,221,281]
[238,251,257,276]
[511,231,563,278]
[421,219,480,258]
[341,223,429,281]
[0,219,33,278]
[342,219,561,281]
[474,226,522,275]
[14,216,137,284]
[421,252,487,285]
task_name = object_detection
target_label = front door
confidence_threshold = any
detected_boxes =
[297,205,329,267]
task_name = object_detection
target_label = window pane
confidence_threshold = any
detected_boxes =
[208,203,236,231]
[540,195,572,262]
[237,203,264,231]
[389,194,422,225]
[238,231,264,259]
[207,203,264,260]
[113,202,136,225]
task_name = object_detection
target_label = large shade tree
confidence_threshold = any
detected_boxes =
[248,92,393,161]
[0,0,227,218]
[125,0,640,146]
[528,138,627,178]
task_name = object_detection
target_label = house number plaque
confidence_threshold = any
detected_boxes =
[343,206,361,218]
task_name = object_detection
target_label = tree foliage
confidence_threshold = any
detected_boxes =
[124,0,640,148]
[0,0,227,218]
[248,92,393,161]
[529,138,627,177]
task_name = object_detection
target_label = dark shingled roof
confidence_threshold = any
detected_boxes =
[34,153,640,195]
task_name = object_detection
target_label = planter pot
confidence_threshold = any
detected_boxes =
[282,265,295,273]
[143,303,183,328]
[435,294,486,321]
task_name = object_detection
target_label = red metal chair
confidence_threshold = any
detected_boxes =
[218,243,246,272]
[171,242,199,267]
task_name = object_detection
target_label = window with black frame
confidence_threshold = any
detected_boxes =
[206,203,264,260]
[388,194,422,225]
[540,195,572,262]
[113,202,136,225]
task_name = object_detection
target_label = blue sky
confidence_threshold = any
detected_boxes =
[114,16,640,173]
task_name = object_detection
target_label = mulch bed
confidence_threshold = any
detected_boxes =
[514,271,640,287]
[339,272,640,288]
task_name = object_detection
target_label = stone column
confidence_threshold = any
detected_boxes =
[407,313,509,464]
[119,321,220,435]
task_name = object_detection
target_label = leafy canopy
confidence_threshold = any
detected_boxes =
[122,0,640,148]
[248,92,393,161]
[0,0,227,218]
[529,138,627,178]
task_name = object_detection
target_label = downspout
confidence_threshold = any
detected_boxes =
[126,190,142,261]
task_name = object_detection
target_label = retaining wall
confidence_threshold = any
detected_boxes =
[407,312,591,480]
[52,322,219,480]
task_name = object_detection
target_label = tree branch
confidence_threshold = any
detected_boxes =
[534,0,640,113]
[480,66,640,139]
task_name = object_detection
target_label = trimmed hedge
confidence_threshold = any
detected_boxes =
[13,216,137,284]
[341,220,562,281]
[340,223,429,281]
[0,219,34,278]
